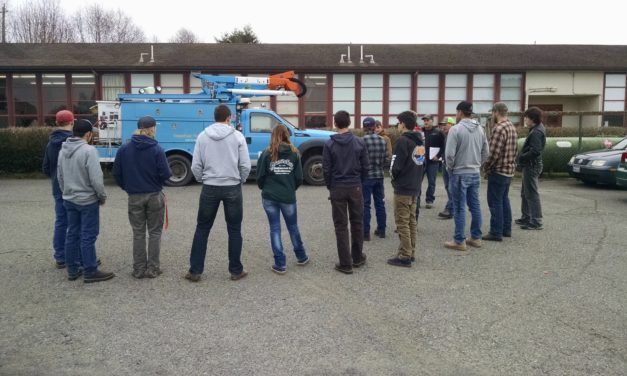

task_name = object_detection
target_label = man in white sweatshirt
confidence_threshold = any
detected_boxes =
[186,104,251,282]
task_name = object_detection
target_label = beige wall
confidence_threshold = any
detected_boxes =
[526,71,604,128]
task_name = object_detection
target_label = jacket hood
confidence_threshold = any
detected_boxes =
[61,137,88,158]
[330,132,354,145]
[278,143,295,158]
[403,131,423,145]
[131,134,158,150]
[49,129,72,147]
[205,123,235,140]
[459,118,480,132]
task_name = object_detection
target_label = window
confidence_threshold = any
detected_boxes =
[603,73,626,126]
[444,74,467,114]
[250,113,282,133]
[160,74,183,94]
[472,74,495,115]
[417,74,439,119]
[0,75,7,128]
[500,73,523,124]
[189,72,203,93]
[13,74,37,127]
[389,74,411,126]
[304,74,328,128]
[361,74,383,126]
[72,74,96,122]
[131,73,154,94]
[42,74,67,126]
[333,74,355,127]
[102,74,125,100]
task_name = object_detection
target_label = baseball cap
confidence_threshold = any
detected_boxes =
[490,102,508,114]
[362,117,376,128]
[137,116,157,129]
[55,110,75,124]
[421,114,433,120]
[73,119,93,136]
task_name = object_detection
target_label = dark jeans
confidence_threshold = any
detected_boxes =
[329,186,364,267]
[487,173,512,237]
[52,194,67,263]
[262,198,307,269]
[423,161,440,204]
[128,192,165,273]
[189,184,243,275]
[450,173,482,244]
[442,167,453,211]
[63,201,100,276]
[362,178,386,234]
[521,164,543,226]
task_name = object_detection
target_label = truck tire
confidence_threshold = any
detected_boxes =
[303,155,325,186]
[166,154,193,187]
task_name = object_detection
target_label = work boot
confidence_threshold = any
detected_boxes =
[444,240,467,251]
[83,270,115,283]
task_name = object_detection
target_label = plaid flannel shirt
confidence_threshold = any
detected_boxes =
[484,120,518,176]
[363,133,388,179]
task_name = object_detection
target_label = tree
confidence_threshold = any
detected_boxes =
[74,5,146,43]
[214,25,259,44]
[8,0,74,43]
[169,28,201,43]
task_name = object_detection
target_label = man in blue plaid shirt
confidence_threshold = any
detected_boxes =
[361,117,389,240]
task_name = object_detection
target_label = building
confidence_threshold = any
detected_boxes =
[1,43,626,128]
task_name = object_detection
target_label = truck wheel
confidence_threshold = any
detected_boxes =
[303,155,325,186]
[166,154,193,187]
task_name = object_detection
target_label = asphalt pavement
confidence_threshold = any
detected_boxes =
[0,177,625,376]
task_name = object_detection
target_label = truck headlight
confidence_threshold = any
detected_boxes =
[590,160,606,167]
[568,156,575,165]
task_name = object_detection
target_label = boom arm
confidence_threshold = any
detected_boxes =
[193,70,307,101]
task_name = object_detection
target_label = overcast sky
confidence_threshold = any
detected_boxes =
[9,0,627,45]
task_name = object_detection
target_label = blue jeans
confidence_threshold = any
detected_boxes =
[487,173,512,237]
[423,162,440,204]
[262,199,307,269]
[63,201,100,276]
[189,184,243,275]
[450,173,482,244]
[53,194,68,263]
[362,178,386,234]
[442,167,453,211]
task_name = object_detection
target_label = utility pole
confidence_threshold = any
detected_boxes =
[1,4,7,43]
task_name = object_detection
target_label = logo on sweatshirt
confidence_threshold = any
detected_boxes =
[412,145,425,166]
[270,159,294,175]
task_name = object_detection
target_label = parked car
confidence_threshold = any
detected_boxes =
[615,151,627,188]
[568,137,627,185]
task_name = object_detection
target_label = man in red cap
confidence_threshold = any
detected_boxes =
[42,110,75,268]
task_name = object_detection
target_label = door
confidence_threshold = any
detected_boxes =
[246,111,291,164]
[531,104,563,127]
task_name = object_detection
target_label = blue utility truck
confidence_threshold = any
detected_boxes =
[94,71,333,186]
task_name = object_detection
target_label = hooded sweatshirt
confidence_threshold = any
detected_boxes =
[113,134,172,194]
[256,144,303,204]
[322,132,369,189]
[191,122,251,186]
[445,118,490,175]
[390,131,424,196]
[57,137,107,205]
[42,129,73,197]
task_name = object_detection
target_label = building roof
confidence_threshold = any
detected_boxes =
[1,43,626,73]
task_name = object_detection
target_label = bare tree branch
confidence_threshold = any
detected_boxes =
[169,28,200,43]
[73,5,146,43]
[8,0,74,43]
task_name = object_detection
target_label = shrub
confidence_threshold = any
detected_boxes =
[0,128,52,174]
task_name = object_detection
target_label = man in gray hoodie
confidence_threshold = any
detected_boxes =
[444,101,489,251]
[186,104,251,282]
[57,120,114,283]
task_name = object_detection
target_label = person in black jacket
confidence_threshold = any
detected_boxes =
[323,110,370,274]
[113,116,172,279]
[516,107,546,230]
[257,125,309,274]
[387,111,425,267]
[420,114,446,210]
[42,110,75,268]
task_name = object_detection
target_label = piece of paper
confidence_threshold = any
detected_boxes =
[429,147,440,159]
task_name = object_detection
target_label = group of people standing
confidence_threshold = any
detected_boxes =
[43,100,545,282]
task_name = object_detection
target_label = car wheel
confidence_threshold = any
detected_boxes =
[303,155,325,186]
[165,154,193,187]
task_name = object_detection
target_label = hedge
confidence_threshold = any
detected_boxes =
[0,127,52,174]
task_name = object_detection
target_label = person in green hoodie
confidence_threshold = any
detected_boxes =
[257,125,309,274]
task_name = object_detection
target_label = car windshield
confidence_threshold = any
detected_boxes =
[611,138,627,150]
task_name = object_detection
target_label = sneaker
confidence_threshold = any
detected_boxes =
[353,253,367,268]
[55,260,66,269]
[67,269,83,281]
[520,223,543,230]
[334,263,353,274]
[230,270,248,281]
[144,269,161,279]
[387,257,412,267]
[466,238,482,248]
[438,209,453,219]
[184,272,201,282]
[132,270,145,279]
[296,257,310,266]
[425,202,433,209]
[482,233,503,242]
[444,240,467,251]
[374,229,386,238]
[83,270,115,283]
[514,218,529,226]
[363,233,371,241]
[271,265,287,275]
